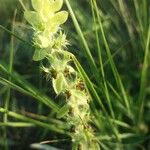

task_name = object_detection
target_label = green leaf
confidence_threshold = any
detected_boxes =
[57,104,70,119]
[33,49,47,61]
[32,0,63,13]
[52,73,68,94]
[0,108,64,134]
[31,0,43,12]
[70,89,88,108]
[49,0,63,12]
[71,89,86,101]
[50,11,68,26]
[24,11,44,30]
[34,33,51,48]
[42,0,52,18]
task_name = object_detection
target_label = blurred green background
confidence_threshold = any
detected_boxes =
[0,0,150,149]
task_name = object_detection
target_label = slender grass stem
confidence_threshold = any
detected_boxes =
[93,0,132,118]
[0,122,34,127]
[91,0,123,144]
[117,0,135,49]
[65,0,101,84]
[138,27,150,122]
[0,25,33,47]
[3,10,17,150]
[133,0,145,47]
[19,0,27,11]
[91,0,115,120]
[0,76,59,112]
[37,62,43,114]
[0,108,67,134]
[4,9,17,123]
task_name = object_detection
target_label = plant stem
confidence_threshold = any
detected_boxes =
[138,27,150,122]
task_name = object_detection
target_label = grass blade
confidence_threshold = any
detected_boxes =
[138,27,150,122]
[0,108,66,134]
[93,0,132,117]
[0,25,32,47]
[65,0,100,83]
[0,122,34,127]
[0,76,59,112]
[4,9,17,123]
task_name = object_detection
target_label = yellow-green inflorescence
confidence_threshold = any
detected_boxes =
[24,0,99,149]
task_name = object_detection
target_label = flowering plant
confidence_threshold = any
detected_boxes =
[24,0,99,149]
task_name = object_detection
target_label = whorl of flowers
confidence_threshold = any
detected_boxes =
[24,0,99,149]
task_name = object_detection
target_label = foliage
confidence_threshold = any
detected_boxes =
[0,0,150,150]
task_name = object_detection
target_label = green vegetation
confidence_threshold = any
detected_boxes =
[0,0,149,149]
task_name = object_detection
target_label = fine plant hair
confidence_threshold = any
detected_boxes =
[23,0,99,149]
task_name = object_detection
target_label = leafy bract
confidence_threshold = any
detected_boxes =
[25,0,68,34]
[57,104,70,119]
[24,11,44,30]
[50,11,68,26]
[52,73,68,94]
[31,0,63,14]
[34,33,51,48]
[31,0,44,12]
[70,89,88,106]
[33,48,48,61]
[49,0,63,12]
